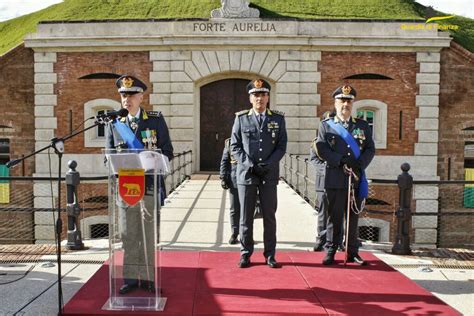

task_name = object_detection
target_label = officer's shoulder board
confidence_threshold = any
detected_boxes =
[146,110,162,117]
[224,138,231,148]
[235,109,248,116]
[269,109,285,117]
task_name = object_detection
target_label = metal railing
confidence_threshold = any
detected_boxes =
[0,150,193,245]
[281,153,474,250]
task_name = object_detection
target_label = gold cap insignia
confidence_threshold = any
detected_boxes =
[342,85,351,95]
[254,79,264,89]
[122,77,134,88]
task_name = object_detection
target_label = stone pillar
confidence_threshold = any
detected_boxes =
[33,52,58,244]
[413,52,441,248]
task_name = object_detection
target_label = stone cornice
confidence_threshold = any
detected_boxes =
[24,20,451,51]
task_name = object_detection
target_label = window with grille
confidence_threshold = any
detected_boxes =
[352,100,387,149]
[358,226,380,242]
[0,139,9,165]
[356,110,375,140]
[84,99,120,147]
[90,223,109,239]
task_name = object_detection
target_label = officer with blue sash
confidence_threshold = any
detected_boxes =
[231,79,287,269]
[310,110,345,252]
[105,75,173,294]
[315,85,375,266]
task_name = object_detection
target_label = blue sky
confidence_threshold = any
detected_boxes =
[0,0,472,22]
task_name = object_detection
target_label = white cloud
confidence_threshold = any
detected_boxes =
[416,0,473,19]
[0,0,63,22]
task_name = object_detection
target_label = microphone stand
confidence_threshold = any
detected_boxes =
[6,117,112,315]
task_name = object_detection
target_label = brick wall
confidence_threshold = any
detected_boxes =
[0,45,35,176]
[438,43,474,181]
[55,52,152,154]
[319,52,418,156]
[438,43,474,248]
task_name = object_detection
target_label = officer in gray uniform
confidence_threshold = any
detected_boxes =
[231,78,287,269]
[220,137,240,244]
[315,85,375,266]
[310,136,329,251]
[105,75,173,294]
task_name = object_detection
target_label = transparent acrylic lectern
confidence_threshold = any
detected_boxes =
[102,148,170,311]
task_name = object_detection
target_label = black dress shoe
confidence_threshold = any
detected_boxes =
[322,252,335,265]
[266,256,280,268]
[119,283,138,295]
[140,281,156,293]
[347,254,367,266]
[338,244,345,252]
[313,243,324,252]
[228,234,239,245]
[238,256,251,268]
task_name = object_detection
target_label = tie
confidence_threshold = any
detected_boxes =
[257,114,263,126]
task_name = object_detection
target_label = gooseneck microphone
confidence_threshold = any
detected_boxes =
[93,108,129,120]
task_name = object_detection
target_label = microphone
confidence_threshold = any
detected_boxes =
[91,108,129,120]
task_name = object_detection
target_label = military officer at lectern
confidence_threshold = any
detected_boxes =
[315,85,375,266]
[105,75,173,294]
[231,78,287,269]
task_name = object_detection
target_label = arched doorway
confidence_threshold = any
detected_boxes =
[200,78,250,171]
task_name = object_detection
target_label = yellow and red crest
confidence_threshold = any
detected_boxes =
[118,169,145,206]
[254,79,264,89]
[342,85,352,95]
[122,77,134,88]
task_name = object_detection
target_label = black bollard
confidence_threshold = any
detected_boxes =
[66,160,84,250]
[392,163,413,255]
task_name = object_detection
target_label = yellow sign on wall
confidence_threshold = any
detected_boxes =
[0,165,9,203]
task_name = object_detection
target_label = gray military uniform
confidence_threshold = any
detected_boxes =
[230,108,287,259]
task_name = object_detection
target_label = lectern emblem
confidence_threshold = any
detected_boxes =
[118,168,145,206]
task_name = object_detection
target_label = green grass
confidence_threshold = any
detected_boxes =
[0,0,472,55]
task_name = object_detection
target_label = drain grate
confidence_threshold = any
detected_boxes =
[0,258,104,265]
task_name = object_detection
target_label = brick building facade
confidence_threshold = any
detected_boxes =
[0,14,472,247]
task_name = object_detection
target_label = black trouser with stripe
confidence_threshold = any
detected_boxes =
[325,188,360,255]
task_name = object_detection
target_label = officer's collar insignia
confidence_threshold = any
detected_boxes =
[248,109,253,115]
[267,109,272,116]
[352,117,356,123]
[254,79,264,89]
[120,117,126,123]
[342,85,351,96]
[142,110,148,120]
[122,77,134,88]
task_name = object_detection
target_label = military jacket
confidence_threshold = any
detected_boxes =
[219,138,238,188]
[231,108,287,185]
[315,116,375,189]
[105,108,174,161]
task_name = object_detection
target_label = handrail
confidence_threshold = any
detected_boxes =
[281,152,474,208]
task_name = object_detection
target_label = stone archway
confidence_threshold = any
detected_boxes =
[149,49,322,171]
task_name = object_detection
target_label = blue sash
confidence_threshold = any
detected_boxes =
[327,119,368,199]
[112,120,144,149]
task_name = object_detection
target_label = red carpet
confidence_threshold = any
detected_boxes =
[63,251,460,315]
